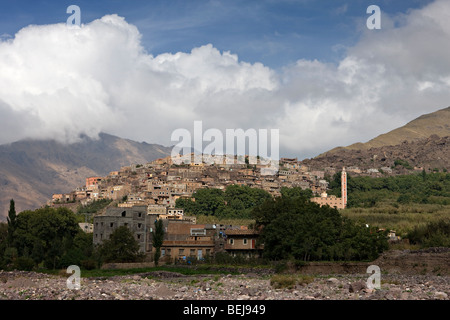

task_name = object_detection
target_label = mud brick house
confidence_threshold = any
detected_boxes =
[224,228,263,258]
[157,221,217,263]
[86,176,102,189]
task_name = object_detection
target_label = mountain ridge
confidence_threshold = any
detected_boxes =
[319,106,450,157]
[0,133,172,220]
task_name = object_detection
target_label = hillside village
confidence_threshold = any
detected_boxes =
[50,152,406,209]
[48,153,406,263]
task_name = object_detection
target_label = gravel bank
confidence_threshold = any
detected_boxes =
[0,270,448,300]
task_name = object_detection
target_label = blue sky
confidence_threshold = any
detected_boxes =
[1,0,448,159]
[0,0,434,69]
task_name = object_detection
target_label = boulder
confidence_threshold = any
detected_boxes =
[349,280,366,293]
[434,292,448,300]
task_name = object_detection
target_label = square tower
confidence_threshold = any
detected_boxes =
[341,167,347,208]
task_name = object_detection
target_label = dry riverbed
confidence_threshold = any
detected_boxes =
[0,269,448,300]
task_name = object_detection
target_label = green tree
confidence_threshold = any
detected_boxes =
[252,194,387,262]
[194,188,226,216]
[31,240,45,266]
[0,222,7,254]
[3,247,18,267]
[0,206,97,270]
[152,219,165,266]
[14,207,80,258]
[44,237,64,269]
[6,199,17,247]
[77,198,112,214]
[176,184,271,218]
[407,219,450,248]
[97,226,142,263]
[280,186,313,199]
[223,185,271,218]
[175,197,196,213]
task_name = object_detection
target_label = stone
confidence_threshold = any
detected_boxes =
[349,281,366,293]
[400,292,410,300]
[434,292,448,300]
[363,288,374,294]
[327,277,339,285]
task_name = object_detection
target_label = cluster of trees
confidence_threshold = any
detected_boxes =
[327,171,450,207]
[0,200,143,271]
[393,159,413,170]
[251,193,388,262]
[77,198,112,214]
[0,201,94,270]
[407,220,450,248]
[175,185,273,218]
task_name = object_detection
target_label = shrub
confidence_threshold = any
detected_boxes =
[407,219,450,248]
[14,256,35,271]
[270,274,314,289]
[81,259,97,270]
[270,275,297,289]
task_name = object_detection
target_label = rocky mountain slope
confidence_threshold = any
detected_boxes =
[322,106,450,156]
[0,133,172,220]
[302,134,450,172]
[305,106,450,172]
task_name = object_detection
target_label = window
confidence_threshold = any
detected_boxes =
[229,239,234,245]
[179,249,184,255]
[138,223,142,228]
[110,223,114,228]
[243,238,248,245]
[121,211,126,217]
[190,249,196,256]
[191,228,206,236]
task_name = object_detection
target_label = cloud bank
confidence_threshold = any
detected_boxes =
[1,0,450,159]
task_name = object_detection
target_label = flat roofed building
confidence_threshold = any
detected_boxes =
[224,229,263,258]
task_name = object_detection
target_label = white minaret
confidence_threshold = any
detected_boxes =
[341,167,347,208]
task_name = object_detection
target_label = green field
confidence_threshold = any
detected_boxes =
[341,204,450,237]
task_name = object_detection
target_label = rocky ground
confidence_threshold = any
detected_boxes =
[0,269,448,300]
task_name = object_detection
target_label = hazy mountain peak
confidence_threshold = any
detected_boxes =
[0,133,172,220]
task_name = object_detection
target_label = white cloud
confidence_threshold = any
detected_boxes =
[1,1,450,159]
